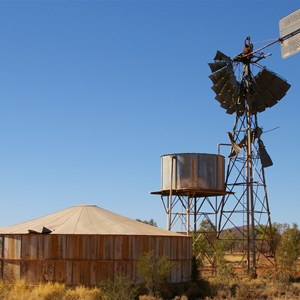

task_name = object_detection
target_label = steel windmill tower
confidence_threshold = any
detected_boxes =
[208,9,300,274]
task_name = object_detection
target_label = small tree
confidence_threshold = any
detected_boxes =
[137,250,172,296]
[193,221,235,279]
[192,220,217,263]
[275,223,300,281]
[213,239,233,281]
[99,275,138,300]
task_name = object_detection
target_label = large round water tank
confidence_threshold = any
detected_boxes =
[161,153,225,192]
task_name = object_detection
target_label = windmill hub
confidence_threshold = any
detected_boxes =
[209,37,290,116]
[234,36,254,63]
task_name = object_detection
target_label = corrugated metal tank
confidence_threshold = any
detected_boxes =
[0,206,192,286]
[161,153,225,191]
[0,234,191,285]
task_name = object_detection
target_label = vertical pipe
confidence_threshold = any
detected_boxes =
[215,196,218,236]
[243,62,251,272]
[0,236,3,282]
[168,155,176,231]
[250,99,256,275]
[246,109,251,273]
[245,62,256,274]
[168,158,173,231]
[187,195,190,235]
[194,197,197,233]
[166,197,170,230]
[248,113,256,273]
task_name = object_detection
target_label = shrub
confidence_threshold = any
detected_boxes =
[214,240,234,282]
[137,250,172,296]
[275,223,300,282]
[99,275,138,300]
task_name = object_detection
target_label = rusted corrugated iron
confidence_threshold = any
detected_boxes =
[0,234,192,286]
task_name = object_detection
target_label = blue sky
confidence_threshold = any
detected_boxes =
[0,0,299,229]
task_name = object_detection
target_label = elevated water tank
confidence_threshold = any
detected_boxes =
[161,153,225,192]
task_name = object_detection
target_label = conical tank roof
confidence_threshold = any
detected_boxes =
[0,204,183,236]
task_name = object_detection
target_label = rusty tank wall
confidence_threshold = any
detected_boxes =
[161,153,225,192]
[0,234,192,285]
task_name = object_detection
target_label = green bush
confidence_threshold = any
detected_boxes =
[98,275,138,300]
[275,223,300,282]
[137,250,172,297]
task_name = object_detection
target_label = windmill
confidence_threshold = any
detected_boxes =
[208,9,300,274]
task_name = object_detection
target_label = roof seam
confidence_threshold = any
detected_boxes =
[73,206,83,234]
[86,207,97,234]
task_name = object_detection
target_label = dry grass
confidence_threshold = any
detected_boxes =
[1,280,32,300]
[29,282,65,300]
[0,281,101,300]
[64,285,102,300]
[2,277,300,299]
[224,254,244,262]
[139,296,161,300]
[206,277,300,300]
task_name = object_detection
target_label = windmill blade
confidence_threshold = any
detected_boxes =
[211,69,231,94]
[208,61,227,73]
[252,68,291,113]
[209,51,240,115]
[215,81,239,112]
[209,66,229,84]
[213,50,232,63]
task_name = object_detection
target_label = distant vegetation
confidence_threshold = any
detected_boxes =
[136,218,157,227]
[193,221,300,281]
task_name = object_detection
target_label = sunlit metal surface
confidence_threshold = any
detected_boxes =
[280,9,300,58]
[160,153,225,192]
